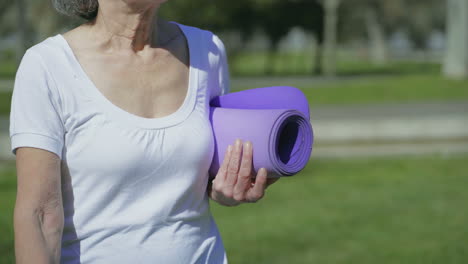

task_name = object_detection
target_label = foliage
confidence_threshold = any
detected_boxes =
[340,0,446,48]
[162,0,324,44]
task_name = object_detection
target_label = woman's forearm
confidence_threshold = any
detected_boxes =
[14,148,64,263]
[14,203,64,264]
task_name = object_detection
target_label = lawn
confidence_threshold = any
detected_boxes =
[1,154,467,263]
[212,154,468,263]
[230,51,441,77]
[232,73,468,106]
[230,52,468,105]
[296,74,468,106]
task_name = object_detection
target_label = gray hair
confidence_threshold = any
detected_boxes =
[52,0,99,20]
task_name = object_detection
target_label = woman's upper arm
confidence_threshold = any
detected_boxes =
[10,48,65,216]
[9,49,65,160]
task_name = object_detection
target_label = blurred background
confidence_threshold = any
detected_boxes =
[1,0,467,263]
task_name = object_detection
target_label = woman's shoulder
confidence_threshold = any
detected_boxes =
[24,34,64,61]
[16,30,81,103]
[17,34,70,85]
[15,35,64,85]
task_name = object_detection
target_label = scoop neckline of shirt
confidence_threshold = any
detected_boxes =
[56,21,198,130]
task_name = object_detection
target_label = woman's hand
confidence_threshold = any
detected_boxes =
[209,139,279,206]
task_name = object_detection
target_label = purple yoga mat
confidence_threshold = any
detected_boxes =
[209,86,313,178]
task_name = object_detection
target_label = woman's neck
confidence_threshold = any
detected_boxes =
[90,0,164,53]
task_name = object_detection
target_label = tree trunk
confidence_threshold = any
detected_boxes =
[443,0,468,79]
[322,0,340,77]
[365,5,388,65]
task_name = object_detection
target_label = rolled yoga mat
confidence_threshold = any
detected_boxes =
[209,86,313,178]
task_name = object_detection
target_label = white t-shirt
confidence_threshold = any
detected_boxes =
[9,22,230,264]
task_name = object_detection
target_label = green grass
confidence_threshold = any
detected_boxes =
[230,51,441,77]
[232,73,468,106]
[297,74,468,106]
[231,51,316,76]
[1,155,467,263]
[229,51,468,106]
[211,154,468,263]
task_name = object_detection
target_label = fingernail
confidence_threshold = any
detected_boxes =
[243,141,251,148]
[235,139,242,147]
[227,145,232,152]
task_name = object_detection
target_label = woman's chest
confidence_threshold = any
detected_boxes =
[62,110,214,182]
[82,56,190,119]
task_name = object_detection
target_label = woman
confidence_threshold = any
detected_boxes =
[10,0,278,263]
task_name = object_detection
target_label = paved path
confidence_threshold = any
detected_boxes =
[311,100,468,143]
[1,100,467,160]
[310,100,468,157]
[313,141,468,159]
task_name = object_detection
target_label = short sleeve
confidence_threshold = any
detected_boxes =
[213,35,231,96]
[9,49,65,159]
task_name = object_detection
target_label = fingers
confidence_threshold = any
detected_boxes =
[211,139,275,207]
[224,139,243,196]
[246,168,268,202]
[233,141,253,201]
[214,144,233,183]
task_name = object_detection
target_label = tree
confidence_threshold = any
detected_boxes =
[248,0,323,75]
[321,0,341,76]
[364,2,388,65]
[443,0,468,79]
[340,0,405,66]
